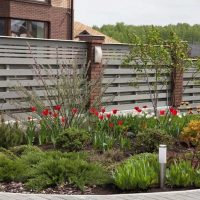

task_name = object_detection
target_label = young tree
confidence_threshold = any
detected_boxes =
[124,27,200,117]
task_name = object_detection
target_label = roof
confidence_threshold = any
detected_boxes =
[74,21,119,44]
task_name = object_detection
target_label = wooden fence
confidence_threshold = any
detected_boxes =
[102,44,171,111]
[0,36,87,118]
[0,36,199,117]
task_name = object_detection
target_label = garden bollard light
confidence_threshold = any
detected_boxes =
[159,144,167,189]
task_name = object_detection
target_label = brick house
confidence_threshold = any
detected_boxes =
[0,0,74,40]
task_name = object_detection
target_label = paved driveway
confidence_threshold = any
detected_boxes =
[0,189,200,200]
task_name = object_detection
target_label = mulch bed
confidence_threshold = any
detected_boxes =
[0,182,119,195]
[0,182,198,195]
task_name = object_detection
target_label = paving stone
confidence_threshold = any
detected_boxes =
[0,190,200,200]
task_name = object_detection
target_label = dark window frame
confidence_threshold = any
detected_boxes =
[11,0,51,6]
[0,17,49,39]
[0,18,9,36]
[10,18,49,38]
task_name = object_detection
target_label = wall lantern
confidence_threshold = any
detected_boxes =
[94,46,103,63]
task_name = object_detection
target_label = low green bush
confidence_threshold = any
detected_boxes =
[0,153,27,182]
[166,160,195,187]
[0,147,17,159]
[194,168,200,187]
[9,145,42,156]
[55,127,90,151]
[113,153,159,191]
[135,128,173,153]
[0,123,25,148]
[25,157,110,191]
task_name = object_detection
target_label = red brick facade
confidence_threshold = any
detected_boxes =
[0,0,73,40]
[78,35,105,107]
[171,68,184,107]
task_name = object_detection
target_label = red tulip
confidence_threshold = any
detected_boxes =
[31,106,37,112]
[89,107,96,114]
[99,115,104,120]
[171,109,177,116]
[137,109,142,113]
[61,117,66,123]
[72,108,78,115]
[169,107,177,116]
[134,106,140,111]
[109,123,114,128]
[42,109,49,116]
[159,110,165,116]
[101,107,106,113]
[106,113,111,119]
[94,111,99,117]
[112,109,118,115]
[53,112,58,118]
[118,120,123,126]
[143,105,148,109]
[54,105,61,111]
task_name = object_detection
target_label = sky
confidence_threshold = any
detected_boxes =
[74,0,199,27]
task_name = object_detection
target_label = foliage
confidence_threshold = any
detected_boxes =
[166,160,195,187]
[20,150,110,191]
[92,131,116,152]
[55,127,90,151]
[15,61,105,146]
[94,23,200,44]
[89,110,131,152]
[180,120,200,147]
[113,153,159,190]
[0,147,17,160]
[195,168,200,187]
[0,122,25,148]
[25,156,110,191]
[0,149,110,191]
[0,153,26,182]
[135,128,173,153]
[9,145,42,156]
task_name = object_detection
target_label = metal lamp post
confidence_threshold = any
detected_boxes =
[159,144,167,189]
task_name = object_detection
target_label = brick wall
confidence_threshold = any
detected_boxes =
[0,0,72,40]
[0,0,10,17]
[171,68,183,107]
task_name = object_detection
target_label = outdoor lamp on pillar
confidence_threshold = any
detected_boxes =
[159,144,167,189]
[94,46,103,63]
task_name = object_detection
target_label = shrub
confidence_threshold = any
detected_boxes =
[0,147,17,159]
[166,160,195,187]
[0,153,26,182]
[0,123,25,148]
[113,153,159,190]
[194,168,200,187]
[180,120,200,147]
[55,127,90,151]
[10,145,42,156]
[135,128,173,153]
[92,131,116,152]
[25,155,110,191]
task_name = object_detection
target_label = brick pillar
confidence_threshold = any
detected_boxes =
[171,67,183,107]
[77,35,105,107]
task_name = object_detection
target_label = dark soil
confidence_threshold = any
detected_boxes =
[0,182,197,195]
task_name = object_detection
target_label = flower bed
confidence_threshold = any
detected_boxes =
[0,105,200,194]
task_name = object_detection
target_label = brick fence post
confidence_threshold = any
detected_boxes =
[171,67,183,107]
[77,35,105,107]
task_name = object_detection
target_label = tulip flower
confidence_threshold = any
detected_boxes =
[31,106,37,112]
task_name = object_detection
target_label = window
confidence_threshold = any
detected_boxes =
[0,19,6,36]
[16,0,50,4]
[11,19,48,38]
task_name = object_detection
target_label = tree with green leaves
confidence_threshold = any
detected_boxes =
[124,27,200,118]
